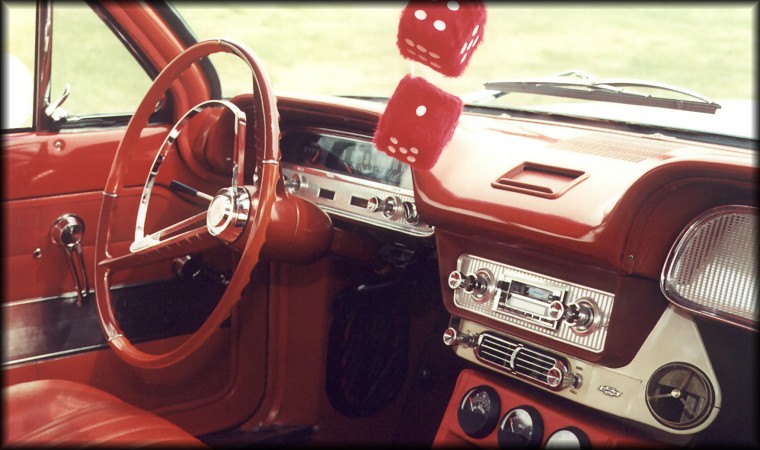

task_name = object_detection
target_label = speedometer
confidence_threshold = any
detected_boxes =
[281,130,413,189]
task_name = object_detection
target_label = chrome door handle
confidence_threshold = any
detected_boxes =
[50,214,89,306]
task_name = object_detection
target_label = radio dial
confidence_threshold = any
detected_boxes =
[548,300,565,321]
[563,298,600,335]
[367,196,385,213]
[402,201,419,224]
[449,271,486,295]
[382,196,403,220]
[448,271,465,289]
[450,270,495,304]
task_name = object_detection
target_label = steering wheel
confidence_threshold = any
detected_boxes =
[94,39,280,369]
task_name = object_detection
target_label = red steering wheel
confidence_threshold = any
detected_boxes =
[94,39,280,369]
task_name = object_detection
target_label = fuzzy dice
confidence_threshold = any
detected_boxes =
[373,74,463,171]
[397,1,487,77]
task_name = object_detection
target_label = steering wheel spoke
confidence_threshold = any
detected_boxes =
[103,218,215,273]
[130,211,207,252]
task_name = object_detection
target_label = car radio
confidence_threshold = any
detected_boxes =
[448,254,613,352]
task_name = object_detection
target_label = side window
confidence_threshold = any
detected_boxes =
[50,1,152,119]
[2,2,36,129]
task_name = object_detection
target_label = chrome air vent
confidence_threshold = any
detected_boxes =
[475,332,579,391]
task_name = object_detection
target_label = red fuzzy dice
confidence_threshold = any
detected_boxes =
[397,1,487,77]
[374,74,463,171]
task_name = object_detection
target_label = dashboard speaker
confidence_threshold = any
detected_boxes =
[645,363,714,430]
[325,282,410,417]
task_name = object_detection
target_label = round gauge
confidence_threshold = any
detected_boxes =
[497,405,543,448]
[457,385,501,439]
[545,427,591,449]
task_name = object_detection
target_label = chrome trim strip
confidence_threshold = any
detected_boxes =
[4,344,108,367]
[34,1,53,129]
[2,278,215,367]
[2,279,165,309]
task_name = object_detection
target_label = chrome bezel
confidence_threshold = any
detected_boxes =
[661,205,757,331]
[206,187,251,244]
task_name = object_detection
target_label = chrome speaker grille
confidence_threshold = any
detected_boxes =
[475,332,570,390]
[662,205,757,330]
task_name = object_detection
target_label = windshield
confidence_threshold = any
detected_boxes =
[174,3,755,139]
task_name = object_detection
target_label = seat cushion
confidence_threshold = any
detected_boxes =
[3,379,205,447]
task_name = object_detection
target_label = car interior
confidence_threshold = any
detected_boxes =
[2,1,757,448]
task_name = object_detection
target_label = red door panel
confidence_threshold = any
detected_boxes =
[2,124,266,434]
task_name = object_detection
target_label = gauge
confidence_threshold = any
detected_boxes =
[545,427,591,449]
[497,405,543,448]
[457,385,501,439]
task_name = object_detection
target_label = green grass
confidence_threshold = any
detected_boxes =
[5,2,755,118]
[179,3,755,102]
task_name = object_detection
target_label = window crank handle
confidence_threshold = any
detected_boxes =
[50,214,89,306]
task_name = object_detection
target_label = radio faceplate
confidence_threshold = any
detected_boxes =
[451,254,613,353]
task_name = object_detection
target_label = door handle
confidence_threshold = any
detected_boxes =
[50,214,89,306]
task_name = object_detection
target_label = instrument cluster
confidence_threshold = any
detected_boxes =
[280,128,434,237]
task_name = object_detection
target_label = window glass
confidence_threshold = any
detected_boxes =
[50,1,152,118]
[3,2,36,129]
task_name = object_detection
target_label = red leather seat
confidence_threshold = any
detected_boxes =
[3,379,206,448]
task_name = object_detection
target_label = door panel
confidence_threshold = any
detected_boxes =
[2,125,267,429]
[2,1,267,434]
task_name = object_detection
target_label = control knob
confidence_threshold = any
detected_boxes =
[284,173,303,193]
[442,327,476,347]
[563,298,600,335]
[402,201,419,224]
[367,196,385,213]
[448,270,489,297]
[546,362,582,390]
[367,195,403,220]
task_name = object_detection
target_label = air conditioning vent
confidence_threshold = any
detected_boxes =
[475,332,570,390]
[645,363,714,430]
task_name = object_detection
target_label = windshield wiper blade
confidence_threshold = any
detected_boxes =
[484,70,721,114]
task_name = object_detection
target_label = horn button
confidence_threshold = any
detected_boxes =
[207,187,251,243]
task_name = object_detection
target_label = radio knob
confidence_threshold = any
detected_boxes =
[448,270,489,296]
[284,173,302,193]
[402,201,419,224]
[563,298,600,334]
[448,271,465,289]
[382,196,403,220]
[367,196,385,213]
[442,327,475,347]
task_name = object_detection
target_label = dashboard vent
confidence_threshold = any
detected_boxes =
[475,331,568,390]
[645,363,714,430]
[552,133,684,162]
